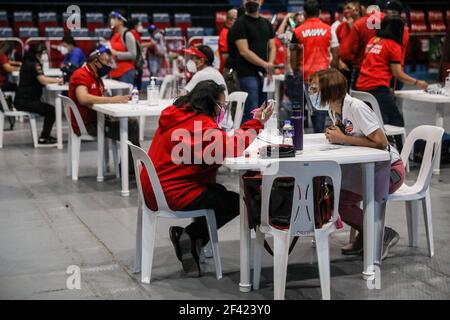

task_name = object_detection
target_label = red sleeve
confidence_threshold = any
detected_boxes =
[340,22,360,63]
[389,41,402,64]
[401,27,409,65]
[69,70,91,99]
[192,117,264,165]
[0,53,8,65]
[219,29,228,53]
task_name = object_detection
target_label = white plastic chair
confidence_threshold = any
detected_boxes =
[350,90,407,162]
[0,88,38,148]
[253,161,341,300]
[159,74,176,99]
[60,95,119,181]
[382,125,444,260]
[127,141,222,283]
[228,91,248,130]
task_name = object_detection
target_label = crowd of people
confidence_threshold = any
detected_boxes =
[0,0,432,276]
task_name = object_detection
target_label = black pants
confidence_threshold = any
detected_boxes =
[367,86,405,150]
[0,82,17,113]
[182,184,240,246]
[87,117,141,174]
[14,100,56,138]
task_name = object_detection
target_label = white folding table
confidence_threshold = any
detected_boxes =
[93,99,171,196]
[45,79,131,149]
[395,90,450,175]
[223,133,391,292]
[12,68,63,84]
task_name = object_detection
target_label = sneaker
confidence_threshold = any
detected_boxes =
[381,227,400,260]
[38,136,57,145]
[341,232,363,256]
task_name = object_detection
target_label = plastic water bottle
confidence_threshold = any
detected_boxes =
[147,77,159,106]
[443,69,450,97]
[282,120,294,146]
[131,87,139,104]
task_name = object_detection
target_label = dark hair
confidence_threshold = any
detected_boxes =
[196,45,215,66]
[173,80,226,118]
[310,68,348,105]
[376,15,404,45]
[24,42,46,62]
[62,34,76,46]
[359,0,378,8]
[128,18,140,30]
[0,41,14,55]
[337,3,345,14]
[304,0,321,18]
[385,0,403,14]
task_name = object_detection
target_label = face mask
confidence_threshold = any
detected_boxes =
[110,19,117,30]
[60,46,69,55]
[245,1,260,14]
[154,33,162,40]
[97,61,112,77]
[309,91,330,111]
[215,104,225,124]
[186,60,197,73]
[137,26,145,34]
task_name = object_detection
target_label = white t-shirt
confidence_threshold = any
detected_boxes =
[184,66,228,95]
[339,94,401,163]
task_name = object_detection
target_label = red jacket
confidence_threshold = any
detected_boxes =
[141,104,264,211]
[340,12,409,68]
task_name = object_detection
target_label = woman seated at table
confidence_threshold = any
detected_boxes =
[355,15,428,150]
[141,80,272,275]
[310,68,405,259]
[69,45,140,175]
[14,43,63,145]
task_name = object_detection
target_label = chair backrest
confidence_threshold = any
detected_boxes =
[228,91,248,130]
[70,28,89,37]
[349,89,385,127]
[401,125,444,194]
[127,141,171,212]
[260,161,341,236]
[59,95,89,136]
[0,88,12,112]
[159,74,175,99]
[165,27,182,37]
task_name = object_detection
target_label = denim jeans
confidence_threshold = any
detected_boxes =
[113,69,136,86]
[238,76,266,122]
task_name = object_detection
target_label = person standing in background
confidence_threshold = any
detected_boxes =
[146,25,166,77]
[336,1,361,87]
[291,0,339,133]
[356,16,428,150]
[229,0,276,122]
[128,18,146,90]
[218,9,237,74]
[331,3,346,33]
[108,10,137,85]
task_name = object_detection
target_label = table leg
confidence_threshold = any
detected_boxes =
[97,113,105,182]
[55,94,63,149]
[433,103,444,175]
[239,172,252,292]
[362,162,376,280]
[274,79,281,112]
[120,117,130,197]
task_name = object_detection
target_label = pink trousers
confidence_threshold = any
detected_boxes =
[339,160,405,233]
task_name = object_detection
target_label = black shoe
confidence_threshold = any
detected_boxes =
[382,227,400,260]
[178,230,202,277]
[7,117,15,131]
[38,136,57,145]
[169,226,184,262]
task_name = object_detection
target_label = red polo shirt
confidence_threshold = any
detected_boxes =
[356,37,402,91]
[69,64,105,135]
[218,26,229,73]
[292,17,336,80]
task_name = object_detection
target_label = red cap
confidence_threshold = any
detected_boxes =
[183,47,207,60]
